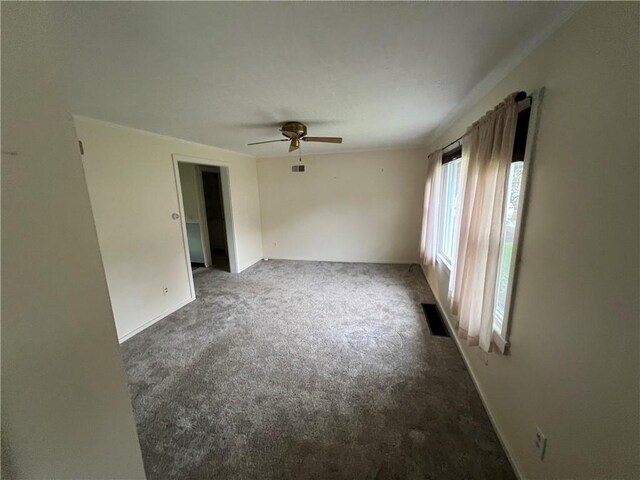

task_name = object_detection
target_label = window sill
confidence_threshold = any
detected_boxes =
[436,252,453,274]
[492,331,509,354]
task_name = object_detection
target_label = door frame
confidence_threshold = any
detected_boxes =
[172,154,240,281]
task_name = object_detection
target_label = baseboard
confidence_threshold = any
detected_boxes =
[119,257,258,344]
[237,257,264,273]
[419,264,525,480]
[420,263,429,282]
[262,257,420,265]
[118,296,195,343]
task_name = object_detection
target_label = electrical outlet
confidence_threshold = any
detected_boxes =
[162,286,169,296]
[535,426,547,460]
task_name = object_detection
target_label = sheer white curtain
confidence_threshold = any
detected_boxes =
[448,93,519,352]
[420,149,442,266]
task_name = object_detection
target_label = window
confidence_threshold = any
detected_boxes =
[437,156,462,270]
[494,160,524,335]
[427,94,533,353]
[493,102,531,345]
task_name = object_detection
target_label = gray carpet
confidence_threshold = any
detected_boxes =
[122,260,515,480]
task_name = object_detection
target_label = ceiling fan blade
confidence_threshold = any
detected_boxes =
[301,136,343,144]
[289,138,300,152]
[247,139,288,146]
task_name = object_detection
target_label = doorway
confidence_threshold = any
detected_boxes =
[201,168,230,272]
[174,155,238,288]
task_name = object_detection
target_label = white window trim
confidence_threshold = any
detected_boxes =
[491,87,544,353]
[436,250,453,272]
[436,157,462,273]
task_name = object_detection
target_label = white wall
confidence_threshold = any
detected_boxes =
[258,149,426,263]
[424,3,639,479]
[76,118,263,341]
[1,3,146,478]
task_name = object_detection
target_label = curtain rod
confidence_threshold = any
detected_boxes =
[439,91,529,154]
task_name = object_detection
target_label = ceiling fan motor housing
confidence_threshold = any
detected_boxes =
[281,122,307,139]
[247,122,341,151]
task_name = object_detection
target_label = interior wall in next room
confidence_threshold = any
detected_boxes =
[178,162,205,264]
[258,148,427,263]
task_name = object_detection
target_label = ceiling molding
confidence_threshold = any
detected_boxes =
[56,3,580,157]
[423,2,584,150]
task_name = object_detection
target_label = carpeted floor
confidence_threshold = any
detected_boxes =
[121,260,515,480]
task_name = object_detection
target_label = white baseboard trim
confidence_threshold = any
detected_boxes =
[262,257,420,265]
[119,257,260,344]
[420,264,524,480]
[420,263,429,283]
[237,257,264,273]
[118,296,195,344]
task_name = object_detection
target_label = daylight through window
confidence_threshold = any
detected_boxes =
[494,161,524,333]
[437,157,462,270]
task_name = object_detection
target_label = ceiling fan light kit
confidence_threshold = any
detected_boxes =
[248,121,343,155]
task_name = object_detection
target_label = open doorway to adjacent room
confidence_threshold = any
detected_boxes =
[201,168,230,271]
[173,156,238,280]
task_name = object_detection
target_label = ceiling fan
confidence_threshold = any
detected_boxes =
[248,121,343,152]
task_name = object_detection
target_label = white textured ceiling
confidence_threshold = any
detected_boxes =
[51,1,577,157]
